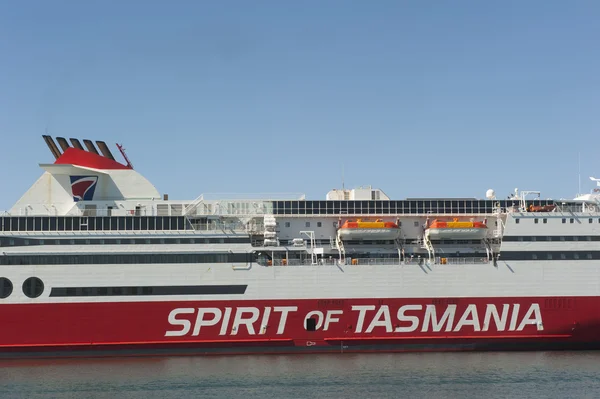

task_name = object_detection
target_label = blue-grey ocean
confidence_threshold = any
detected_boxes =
[1,352,600,399]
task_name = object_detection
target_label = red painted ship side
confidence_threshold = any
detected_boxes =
[0,296,597,358]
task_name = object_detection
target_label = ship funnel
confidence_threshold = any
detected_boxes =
[95,140,116,161]
[56,137,71,152]
[42,135,62,160]
[69,138,84,150]
[83,139,100,155]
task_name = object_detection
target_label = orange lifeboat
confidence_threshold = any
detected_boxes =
[337,219,400,240]
[528,204,556,212]
[426,218,487,239]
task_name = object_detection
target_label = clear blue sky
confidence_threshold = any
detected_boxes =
[1,1,599,210]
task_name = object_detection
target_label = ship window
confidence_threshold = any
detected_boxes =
[285,222,290,228]
[560,254,566,260]
[534,218,538,224]
[317,222,322,227]
[531,254,537,260]
[590,219,594,224]
[588,253,593,259]
[515,219,520,224]
[414,221,419,227]
[22,277,44,299]
[306,317,317,332]
[560,237,565,241]
[305,222,310,228]
[543,219,547,224]
[547,253,553,260]
[570,219,574,224]
[0,277,13,299]
[574,253,580,260]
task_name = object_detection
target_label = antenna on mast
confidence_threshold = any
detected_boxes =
[116,143,134,169]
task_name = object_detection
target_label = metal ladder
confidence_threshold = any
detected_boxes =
[423,232,435,263]
[335,234,346,264]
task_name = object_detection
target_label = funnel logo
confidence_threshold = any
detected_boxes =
[70,176,98,202]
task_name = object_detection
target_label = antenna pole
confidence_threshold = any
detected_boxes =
[116,143,134,169]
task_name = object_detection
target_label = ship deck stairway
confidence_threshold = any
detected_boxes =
[332,234,346,264]
[483,238,494,262]
[183,194,204,216]
[395,237,404,263]
[423,231,435,263]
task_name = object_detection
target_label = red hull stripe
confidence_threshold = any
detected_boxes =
[0,296,596,357]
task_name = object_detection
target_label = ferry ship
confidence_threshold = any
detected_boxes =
[1,135,600,358]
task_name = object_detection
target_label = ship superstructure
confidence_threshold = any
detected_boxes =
[1,136,600,357]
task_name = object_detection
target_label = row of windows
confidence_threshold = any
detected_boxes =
[0,236,250,247]
[272,199,557,215]
[503,236,600,242]
[0,253,254,266]
[50,284,247,297]
[516,218,600,224]
[337,240,399,246]
[0,216,191,232]
[0,277,247,299]
[500,251,600,261]
[282,221,323,228]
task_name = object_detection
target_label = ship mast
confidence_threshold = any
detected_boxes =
[116,143,134,169]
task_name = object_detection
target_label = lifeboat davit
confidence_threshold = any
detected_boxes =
[337,219,400,240]
[426,218,487,240]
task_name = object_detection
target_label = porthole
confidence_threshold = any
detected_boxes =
[22,277,44,298]
[0,277,13,299]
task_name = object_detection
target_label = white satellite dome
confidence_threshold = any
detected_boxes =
[486,189,496,200]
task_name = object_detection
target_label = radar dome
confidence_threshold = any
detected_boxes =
[486,189,496,199]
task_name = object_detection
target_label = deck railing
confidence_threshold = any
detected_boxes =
[260,256,489,267]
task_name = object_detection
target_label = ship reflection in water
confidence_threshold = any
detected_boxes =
[1,352,600,399]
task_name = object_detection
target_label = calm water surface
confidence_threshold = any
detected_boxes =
[1,352,600,399]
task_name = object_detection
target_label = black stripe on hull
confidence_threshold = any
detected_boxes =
[49,285,247,297]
